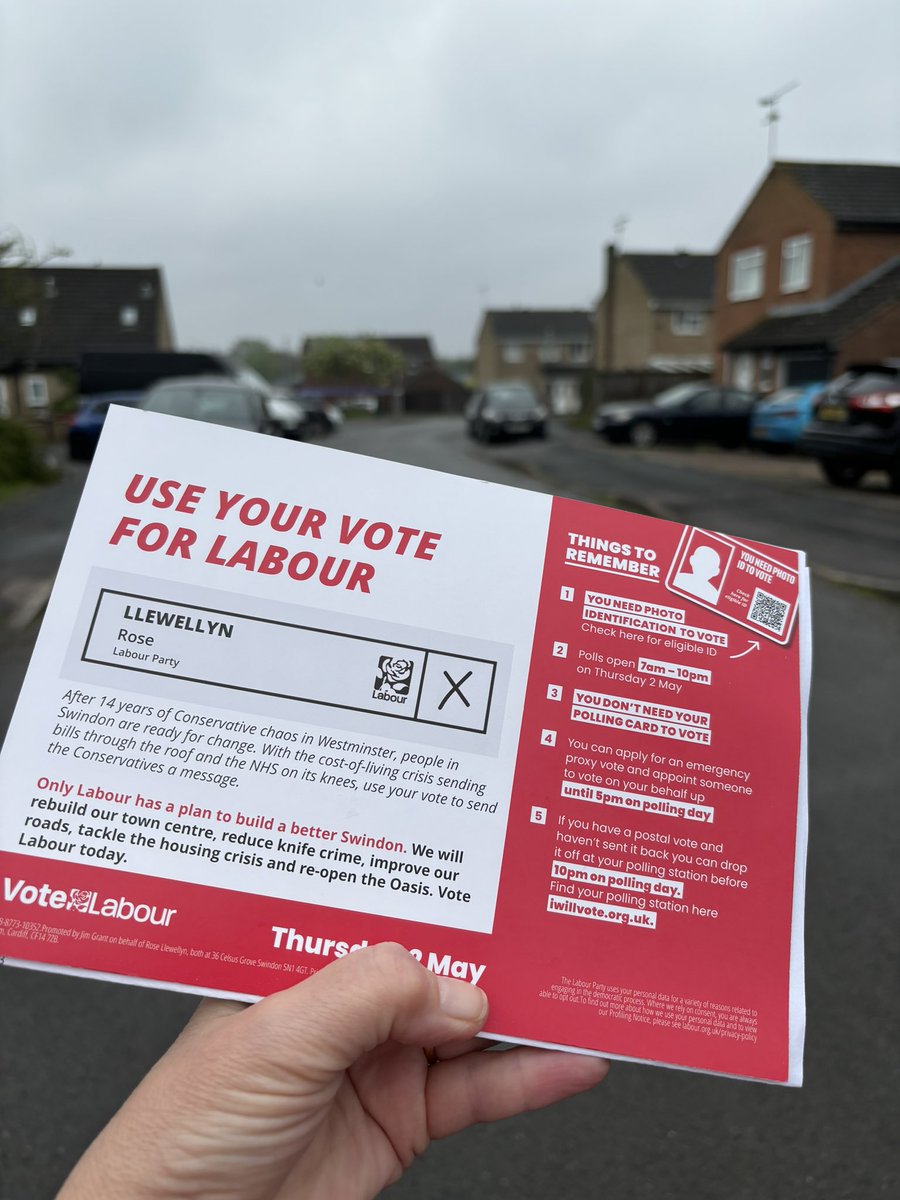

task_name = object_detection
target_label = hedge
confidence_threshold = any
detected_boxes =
[0,418,53,485]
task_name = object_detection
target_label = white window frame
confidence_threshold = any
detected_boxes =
[502,343,525,364]
[18,306,37,327]
[538,344,562,364]
[568,343,591,364]
[670,311,707,336]
[119,305,139,327]
[780,234,813,294]
[727,247,765,302]
[24,374,49,409]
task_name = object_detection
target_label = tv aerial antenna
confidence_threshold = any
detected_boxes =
[759,81,798,161]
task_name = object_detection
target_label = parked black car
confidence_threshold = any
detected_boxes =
[140,377,290,436]
[465,382,547,442]
[800,367,900,491]
[592,383,758,448]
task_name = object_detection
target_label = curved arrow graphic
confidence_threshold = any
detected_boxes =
[730,640,761,660]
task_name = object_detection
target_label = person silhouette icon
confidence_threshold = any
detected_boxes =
[673,544,722,603]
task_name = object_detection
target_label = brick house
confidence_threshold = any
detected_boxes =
[593,247,716,372]
[724,256,900,386]
[0,266,174,419]
[715,161,900,390]
[474,309,593,413]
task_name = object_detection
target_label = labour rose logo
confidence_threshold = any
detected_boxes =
[374,656,413,696]
[67,888,92,912]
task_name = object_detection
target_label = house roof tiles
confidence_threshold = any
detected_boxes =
[0,266,169,369]
[622,253,715,307]
[484,309,593,341]
[781,161,900,228]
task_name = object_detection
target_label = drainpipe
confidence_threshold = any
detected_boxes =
[605,243,617,372]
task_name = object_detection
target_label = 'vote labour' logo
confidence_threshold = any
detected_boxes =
[373,656,413,704]
[67,888,94,912]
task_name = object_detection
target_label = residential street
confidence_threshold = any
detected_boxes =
[1,418,898,1199]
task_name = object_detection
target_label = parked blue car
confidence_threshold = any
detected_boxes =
[750,383,825,450]
[67,392,144,460]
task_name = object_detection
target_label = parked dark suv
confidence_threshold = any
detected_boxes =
[800,367,900,491]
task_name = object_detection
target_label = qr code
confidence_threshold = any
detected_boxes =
[748,588,789,634]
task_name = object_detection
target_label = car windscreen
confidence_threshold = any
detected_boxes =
[764,389,804,406]
[652,384,701,409]
[845,374,900,395]
[81,393,143,415]
[144,387,255,427]
[486,390,537,411]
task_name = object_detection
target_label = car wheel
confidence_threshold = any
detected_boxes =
[887,464,900,494]
[820,460,864,488]
[630,420,658,449]
[534,424,546,439]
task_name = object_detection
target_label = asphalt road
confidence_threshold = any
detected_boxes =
[1,419,898,1199]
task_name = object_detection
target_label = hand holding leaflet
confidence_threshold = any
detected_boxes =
[58,943,608,1200]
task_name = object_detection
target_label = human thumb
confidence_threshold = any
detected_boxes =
[214,941,488,1083]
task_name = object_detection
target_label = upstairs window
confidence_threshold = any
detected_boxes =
[727,248,765,301]
[119,305,139,327]
[568,343,591,363]
[502,343,525,364]
[780,234,813,294]
[538,344,562,363]
[671,311,707,336]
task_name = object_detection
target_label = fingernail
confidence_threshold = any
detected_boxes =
[438,978,487,1022]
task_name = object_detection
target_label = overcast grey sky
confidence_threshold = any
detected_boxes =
[2,0,898,356]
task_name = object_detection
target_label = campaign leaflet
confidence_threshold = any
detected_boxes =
[0,407,809,1084]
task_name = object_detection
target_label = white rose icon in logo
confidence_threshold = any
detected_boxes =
[374,656,413,697]
[67,888,93,912]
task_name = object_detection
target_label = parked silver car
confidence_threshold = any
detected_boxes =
[140,376,294,437]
